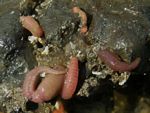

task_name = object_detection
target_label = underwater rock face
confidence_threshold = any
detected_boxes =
[38,4,78,46]
[0,0,150,113]
[0,0,22,15]
[86,5,150,72]
[0,1,36,112]
[0,10,24,77]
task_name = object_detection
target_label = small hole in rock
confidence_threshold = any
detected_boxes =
[26,101,38,111]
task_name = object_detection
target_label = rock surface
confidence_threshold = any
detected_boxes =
[0,0,150,113]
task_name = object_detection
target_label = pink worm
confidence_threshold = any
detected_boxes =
[98,49,141,72]
[23,66,66,103]
[61,57,79,99]
[20,16,44,37]
[72,7,88,34]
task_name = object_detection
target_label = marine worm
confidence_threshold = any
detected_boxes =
[97,49,141,72]
[20,16,44,37]
[72,7,88,34]
[61,57,79,99]
[23,66,66,103]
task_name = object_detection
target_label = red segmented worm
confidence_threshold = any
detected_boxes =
[72,7,88,34]
[61,57,79,99]
[31,73,64,103]
[23,66,66,103]
[20,16,44,37]
[98,49,141,72]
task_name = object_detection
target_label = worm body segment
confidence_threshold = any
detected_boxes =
[20,16,44,37]
[61,57,79,99]
[72,7,88,34]
[23,66,66,103]
[98,49,141,72]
